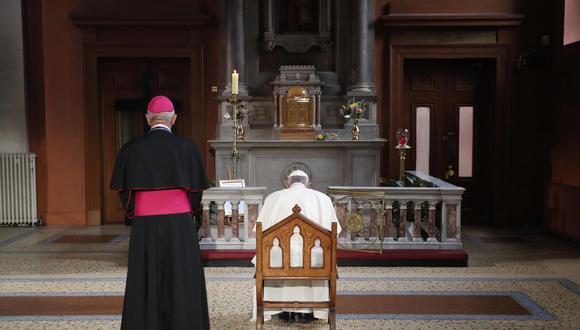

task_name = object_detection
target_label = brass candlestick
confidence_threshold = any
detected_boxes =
[395,128,411,182]
[395,144,411,181]
[229,94,240,179]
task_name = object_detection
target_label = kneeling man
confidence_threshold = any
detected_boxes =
[253,170,341,323]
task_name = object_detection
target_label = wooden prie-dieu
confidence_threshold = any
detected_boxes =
[255,205,337,329]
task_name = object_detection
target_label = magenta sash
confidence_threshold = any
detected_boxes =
[134,189,191,216]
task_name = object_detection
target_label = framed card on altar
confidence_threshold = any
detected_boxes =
[219,179,245,188]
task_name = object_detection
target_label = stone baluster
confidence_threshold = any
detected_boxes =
[247,203,259,239]
[216,203,226,242]
[398,201,409,242]
[427,202,438,242]
[384,201,395,242]
[201,202,213,243]
[369,201,378,240]
[335,202,348,239]
[413,201,423,242]
[445,203,459,242]
[230,200,241,242]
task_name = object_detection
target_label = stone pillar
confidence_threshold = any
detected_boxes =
[247,203,258,239]
[216,203,226,242]
[445,203,458,242]
[427,202,438,242]
[335,202,348,239]
[398,201,409,242]
[201,202,213,243]
[369,202,378,239]
[384,201,395,242]
[348,0,375,95]
[230,200,241,242]
[264,0,274,35]
[223,0,247,96]
[413,202,423,242]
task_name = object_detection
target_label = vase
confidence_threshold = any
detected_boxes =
[351,118,360,140]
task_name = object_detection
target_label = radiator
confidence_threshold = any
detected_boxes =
[0,153,39,226]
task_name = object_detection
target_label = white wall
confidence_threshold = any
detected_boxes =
[0,0,27,153]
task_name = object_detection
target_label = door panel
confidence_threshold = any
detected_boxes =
[404,59,493,223]
[100,58,194,224]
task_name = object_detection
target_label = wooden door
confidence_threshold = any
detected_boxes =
[403,59,494,223]
[100,58,194,224]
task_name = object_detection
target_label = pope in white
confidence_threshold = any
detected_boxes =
[252,170,342,323]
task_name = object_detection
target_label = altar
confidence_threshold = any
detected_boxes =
[209,139,386,194]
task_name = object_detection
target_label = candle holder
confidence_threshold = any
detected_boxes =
[395,129,411,181]
[229,94,240,179]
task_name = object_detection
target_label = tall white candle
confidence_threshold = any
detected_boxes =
[232,70,239,95]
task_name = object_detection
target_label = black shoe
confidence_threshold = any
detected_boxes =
[278,311,295,323]
[296,312,315,323]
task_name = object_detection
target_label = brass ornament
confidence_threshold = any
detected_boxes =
[345,212,364,233]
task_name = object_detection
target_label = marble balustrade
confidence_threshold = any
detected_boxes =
[328,171,465,250]
[200,187,267,250]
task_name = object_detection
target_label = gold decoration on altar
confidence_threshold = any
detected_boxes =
[345,212,364,233]
[281,86,315,139]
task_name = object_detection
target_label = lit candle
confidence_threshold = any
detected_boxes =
[232,70,239,95]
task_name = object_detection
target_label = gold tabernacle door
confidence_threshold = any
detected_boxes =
[281,86,315,140]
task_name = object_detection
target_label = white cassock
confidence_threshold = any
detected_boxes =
[252,182,342,321]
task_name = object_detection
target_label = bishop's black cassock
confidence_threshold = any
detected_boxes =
[111,126,210,330]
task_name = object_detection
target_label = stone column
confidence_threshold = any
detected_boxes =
[413,202,423,242]
[247,203,258,239]
[348,0,375,95]
[230,200,241,242]
[335,202,348,239]
[384,201,395,242]
[216,203,226,242]
[398,201,409,242]
[445,203,458,242]
[427,202,438,242]
[223,0,247,96]
[369,202,378,239]
[201,202,213,243]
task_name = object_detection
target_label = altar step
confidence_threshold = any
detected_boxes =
[201,249,468,267]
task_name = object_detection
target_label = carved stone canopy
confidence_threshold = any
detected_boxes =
[272,65,323,87]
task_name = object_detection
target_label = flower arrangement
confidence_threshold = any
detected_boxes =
[341,98,366,120]
[340,98,366,140]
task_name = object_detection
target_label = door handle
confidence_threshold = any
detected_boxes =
[445,165,455,179]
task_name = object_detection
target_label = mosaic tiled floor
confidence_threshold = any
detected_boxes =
[1,225,580,329]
